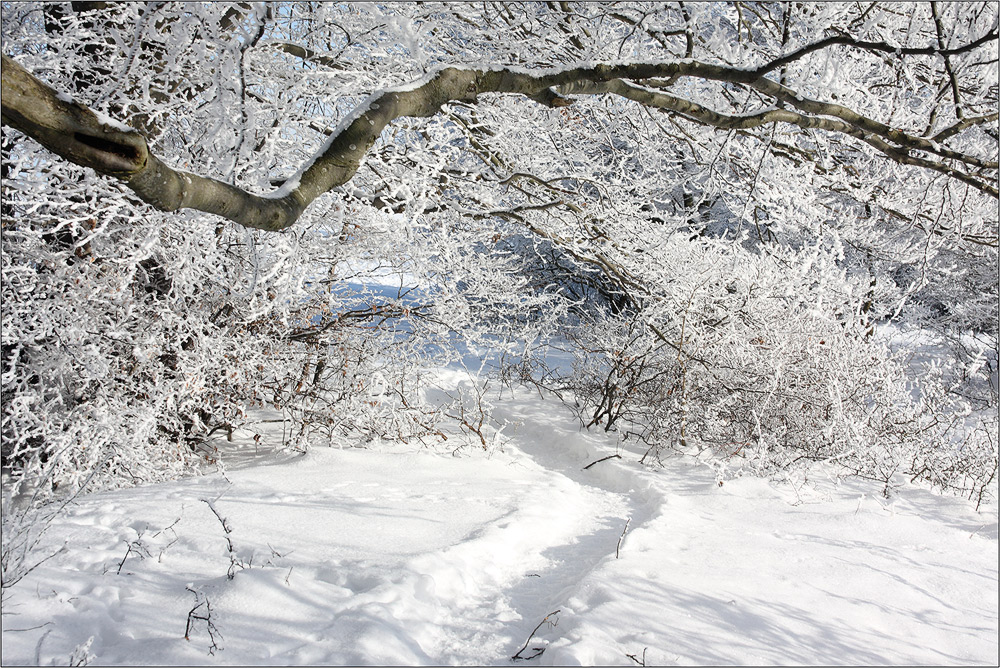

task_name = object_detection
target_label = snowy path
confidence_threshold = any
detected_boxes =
[2,379,997,666]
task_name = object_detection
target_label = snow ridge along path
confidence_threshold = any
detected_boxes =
[1,372,997,666]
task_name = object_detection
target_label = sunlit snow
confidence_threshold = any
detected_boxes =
[1,369,996,666]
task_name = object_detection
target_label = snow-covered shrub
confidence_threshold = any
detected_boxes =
[523,232,997,501]
[1,1,996,513]
[2,169,261,499]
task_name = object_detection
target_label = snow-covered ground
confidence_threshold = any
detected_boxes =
[2,369,997,666]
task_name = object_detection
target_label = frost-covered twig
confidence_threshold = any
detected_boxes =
[68,635,96,666]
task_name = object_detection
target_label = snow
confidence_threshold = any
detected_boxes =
[2,369,997,666]
[90,109,134,135]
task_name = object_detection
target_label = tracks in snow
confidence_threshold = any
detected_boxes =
[409,385,667,664]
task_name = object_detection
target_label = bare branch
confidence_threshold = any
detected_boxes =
[259,41,346,70]
[579,78,998,197]
[933,112,1000,143]
[753,24,999,78]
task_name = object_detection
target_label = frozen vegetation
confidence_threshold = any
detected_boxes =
[2,3,998,665]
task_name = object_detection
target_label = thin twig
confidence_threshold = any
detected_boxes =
[184,587,222,654]
[4,622,53,633]
[583,453,622,470]
[616,517,632,559]
[511,609,561,661]
[201,499,232,535]
[626,647,648,665]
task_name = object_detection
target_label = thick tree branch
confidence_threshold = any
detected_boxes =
[1,54,145,177]
[3,53,997,234]
[746,76,998,173]
[1,54,303,227]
